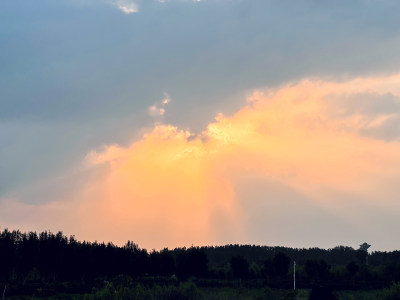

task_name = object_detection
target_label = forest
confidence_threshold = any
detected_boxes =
[1,229,400,299]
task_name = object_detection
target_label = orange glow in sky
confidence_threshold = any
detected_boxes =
[2,74,400,249]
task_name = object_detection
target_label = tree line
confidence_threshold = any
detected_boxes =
[1,229,400,296]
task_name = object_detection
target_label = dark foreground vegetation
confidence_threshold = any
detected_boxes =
[1,229,400,299]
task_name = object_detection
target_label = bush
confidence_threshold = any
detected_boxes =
[382,282,400,300]
[309,286,338,300]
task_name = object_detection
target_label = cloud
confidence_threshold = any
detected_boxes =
[85,145,127,166]
[3,74,400,249]
[148,93,171,117]
[324,92,400,140]
[148,105,165,116]
[113,0,138,14]
[162,93,171,105]
[113,0,200,12]
[155,0,201,3]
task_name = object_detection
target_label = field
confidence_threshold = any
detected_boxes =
[2,283,393,300]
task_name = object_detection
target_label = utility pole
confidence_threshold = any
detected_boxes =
[293,261,296,291]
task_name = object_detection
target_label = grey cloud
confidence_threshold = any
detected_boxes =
[233,177,361,249]
[233,176,400,250]
[2,0,400,200]
[325,92,400,140]
[2,0,400,124]
[360,114,400,141]
[326,92,400,117]
[0,113,149,200]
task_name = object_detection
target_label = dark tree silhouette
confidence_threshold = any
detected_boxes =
[346,261,359,277]
[159,248,175,276]
[305,259,330,280]
[273,252,291,278]
[262,259,275,279]
[0,228,399,297]
[230,255,249,278]
[176,247,208,279]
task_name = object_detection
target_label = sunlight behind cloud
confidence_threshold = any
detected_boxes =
[3,74,400,249]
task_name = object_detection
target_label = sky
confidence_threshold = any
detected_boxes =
[1,0,400,251]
